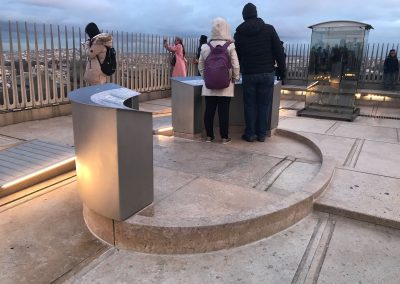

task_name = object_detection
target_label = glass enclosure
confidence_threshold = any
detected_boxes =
[300,21,372,120]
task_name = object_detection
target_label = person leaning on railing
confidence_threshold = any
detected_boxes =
[193,35,208,76]
[83,22,113,85]
[383,49,399,91]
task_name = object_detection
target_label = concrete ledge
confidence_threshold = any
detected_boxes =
[282,84,307,92]
[138,90,171,102]
[173,131,203,140]
[84,192,313,254]
[83,129,336,254]
[280,85,400,108]
[314,202,400,230]
[0,90,172,127]
[0,104,72,127]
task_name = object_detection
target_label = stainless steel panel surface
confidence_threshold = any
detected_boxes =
[171,77,282,137]
[70,84,153,221]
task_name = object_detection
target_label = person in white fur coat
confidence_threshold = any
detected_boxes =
[198,17,240,144]
[83,22,113,85]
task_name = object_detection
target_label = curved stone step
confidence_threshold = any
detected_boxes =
[84,129,335,254]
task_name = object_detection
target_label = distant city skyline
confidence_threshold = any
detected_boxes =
[2,0,400,43]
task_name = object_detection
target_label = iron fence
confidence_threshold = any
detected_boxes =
[0,21,199,112]
[0,21,399,112]
[284,42,400,84]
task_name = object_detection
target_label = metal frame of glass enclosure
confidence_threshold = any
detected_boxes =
[298,21,373,121]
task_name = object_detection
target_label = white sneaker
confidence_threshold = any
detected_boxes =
[205,137,214,143]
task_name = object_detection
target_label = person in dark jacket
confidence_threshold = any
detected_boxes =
[194,35,208,76]
[383,49,399,90]
[275,41,287,84]
[234,3,286,142]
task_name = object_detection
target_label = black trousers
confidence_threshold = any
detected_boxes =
[204,96,231,139]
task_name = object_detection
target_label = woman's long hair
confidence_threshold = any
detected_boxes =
[199,35,208,45]
[176,37,185,57]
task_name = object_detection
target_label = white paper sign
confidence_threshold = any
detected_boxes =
[90,88,139,109]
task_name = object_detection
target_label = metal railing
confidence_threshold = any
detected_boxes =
[360,43,400,82]
[284,42,400,84]
[285,43,309,81]
[0,21,399,112]
[0,21,199,112]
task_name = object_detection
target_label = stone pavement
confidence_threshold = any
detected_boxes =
[0,99,399,283]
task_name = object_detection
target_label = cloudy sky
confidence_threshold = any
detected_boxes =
[2,0,399,43]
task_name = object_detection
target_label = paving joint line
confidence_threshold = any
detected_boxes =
[342,138,360,167]
[138,170,199,211]
[295,130,399,145]
[309,216,336,284]
[335,166,400,180]
[291,218,325,284]
[0,175,77,212]
[350,139,365,168]
[324,121,340,134]
[50,246,113,284]
[0,133,27,141]
[251,156,294,191]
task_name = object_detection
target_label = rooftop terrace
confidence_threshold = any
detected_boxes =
[1,97,399,283]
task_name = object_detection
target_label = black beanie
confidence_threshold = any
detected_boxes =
[85,22,101,38]
[242,3,257,20]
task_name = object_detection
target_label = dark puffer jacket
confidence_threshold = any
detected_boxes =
[234,18,286,76]
[384,55,399,74]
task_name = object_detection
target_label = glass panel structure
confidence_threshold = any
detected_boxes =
[298,21,372,121]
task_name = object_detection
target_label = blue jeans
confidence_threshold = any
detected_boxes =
[242,72,275,139]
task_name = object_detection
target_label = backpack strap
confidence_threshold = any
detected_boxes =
[96,55,102,65]
[207,40,231,50]
[222,41,232,49]
[96,46,109,65]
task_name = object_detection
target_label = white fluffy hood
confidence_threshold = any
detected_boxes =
[211,17,232,41]
[92,33,113,47]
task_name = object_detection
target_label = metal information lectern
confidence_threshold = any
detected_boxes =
[69,83,153,221]
[171,76,281,138]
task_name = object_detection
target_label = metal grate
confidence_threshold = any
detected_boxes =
[0,139,75,191]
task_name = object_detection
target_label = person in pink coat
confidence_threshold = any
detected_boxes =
[163,37,187,77]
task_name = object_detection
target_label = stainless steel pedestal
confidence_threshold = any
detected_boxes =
[171,76,281,138]
[69,83,153,221]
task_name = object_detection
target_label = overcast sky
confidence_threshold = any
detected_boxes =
[2,0,400,43]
